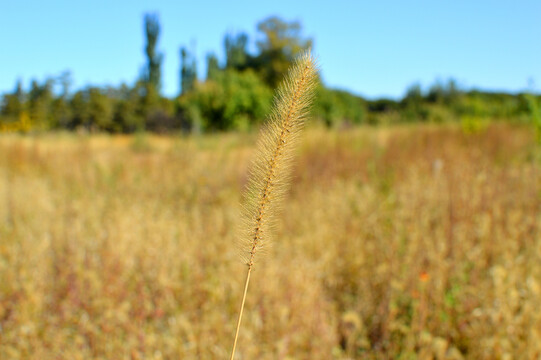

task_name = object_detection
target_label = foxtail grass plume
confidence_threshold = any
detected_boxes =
[230,51,319,360]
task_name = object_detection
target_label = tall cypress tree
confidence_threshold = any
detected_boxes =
[144,13,163,92]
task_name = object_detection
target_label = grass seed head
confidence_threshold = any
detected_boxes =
[240,51,319,268]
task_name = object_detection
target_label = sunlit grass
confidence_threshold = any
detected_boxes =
[0,123,540,359]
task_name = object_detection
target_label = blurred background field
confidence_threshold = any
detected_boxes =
[1,123,540,359]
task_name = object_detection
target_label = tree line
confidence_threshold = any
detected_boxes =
[0,14,539,133]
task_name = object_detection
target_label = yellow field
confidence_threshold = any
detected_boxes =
[1,124,540,359]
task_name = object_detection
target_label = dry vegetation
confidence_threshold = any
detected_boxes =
[0,123,540,359]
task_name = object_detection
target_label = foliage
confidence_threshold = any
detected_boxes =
[314,86,366,127]
[524,92,541,144]
[0,14,538,133]
[180,47,197,95]
[179,69,272,131]
[28,79,54,129]
[206,52,220,81]
[254,16,313,88]
[143,13,163,92]
[225,32,250,71]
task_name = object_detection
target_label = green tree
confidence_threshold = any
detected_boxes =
[403,83,423,105]
[224,32,249,70]
[50,97,71,129]
[138,13,163,128]
[50,71,72,128]
[88,87,115,131]
[254,16,312,87]
[427,78,460,105]
[112,84,142,132]
[206,52,220,81]
[0,80,29,131]
[1,80,25,119]
[143,13,163,92]
[179,69,272,131]
[314,86,365,127]
[401,83,427,121]
[28,79,53,129]
[180,47,197,94]
[525,93,541,144]
[70,90,89,129]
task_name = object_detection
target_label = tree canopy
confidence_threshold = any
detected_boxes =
[1,14,538,134]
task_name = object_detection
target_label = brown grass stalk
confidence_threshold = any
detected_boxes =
[230,52,319,360]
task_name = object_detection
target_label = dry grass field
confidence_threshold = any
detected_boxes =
[0,123,540,359]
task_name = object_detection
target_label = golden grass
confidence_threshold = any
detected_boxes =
[0,123,540,359]
[231,52,318,359]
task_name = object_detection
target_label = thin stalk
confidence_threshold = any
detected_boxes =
[230,266,252,360]
[229,52,318,359]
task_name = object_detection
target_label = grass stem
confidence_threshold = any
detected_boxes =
[230,266,252,360]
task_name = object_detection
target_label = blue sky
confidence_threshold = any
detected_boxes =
[1,0,540,99]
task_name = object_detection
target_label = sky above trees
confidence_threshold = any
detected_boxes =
[1,0,540,98]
